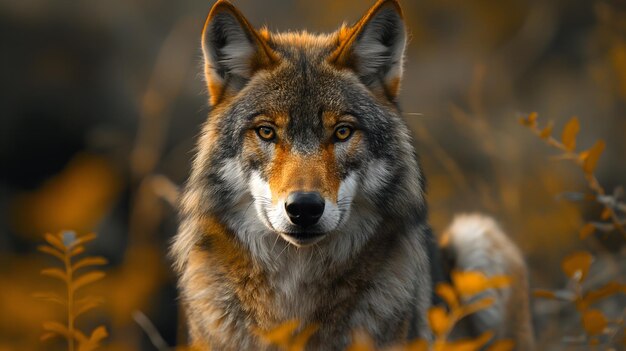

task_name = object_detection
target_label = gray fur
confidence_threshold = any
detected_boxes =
[172,1,526,350]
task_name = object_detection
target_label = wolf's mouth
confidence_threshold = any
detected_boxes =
[279,231,326,247]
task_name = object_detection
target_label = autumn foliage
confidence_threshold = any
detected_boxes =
[36,231,108,351]
[520,113,625,349]
[256,271,515,351]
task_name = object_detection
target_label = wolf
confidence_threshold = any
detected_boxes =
[171,0,534,349]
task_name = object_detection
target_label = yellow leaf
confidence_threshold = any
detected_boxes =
[539,121,553,139]
[405,339,429,351]
[579,223,595,240]
[533,289,557,299]
[461,297,495,317]
[441,331,494,351]
[42,321,71,338]
[518,112,538,127]
[71,246,85,257]
[73,257,108,271]
[427,307,449,337]
[33,291,66,306]
[488,275,511,289]
[75,233,98,247]
[451,271,510,297]
[601,207,612,220]
[41,268,68,283]
[451,271,489,296]
[582,309,607,335]
[74,297,104,320]
[435,283,459,310]
[44,233,66,251]
[257,320,300,346]
[346,330,376,351]
[38,245,65,261]
[40,332,57,341]
[561,117,580,151]
[288,324,318,351]
[78,326,108,351]
[517,117,527,126]
[73,329,88,343]
[72,271,106,291]
[561,251,593,282]
[582,140,605,174]
[89,326,107,343]
[583,282,622,306]
[486,340,515,351]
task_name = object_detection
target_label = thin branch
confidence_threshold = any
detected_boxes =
[133,310,171,351]
[526,122,626,237]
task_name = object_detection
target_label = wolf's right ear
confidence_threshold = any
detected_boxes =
[202,1,277,105]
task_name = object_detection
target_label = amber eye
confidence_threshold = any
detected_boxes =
[334,125,353,142]
[256,126,276,141]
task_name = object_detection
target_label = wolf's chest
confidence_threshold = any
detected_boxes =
[262,258,337,320]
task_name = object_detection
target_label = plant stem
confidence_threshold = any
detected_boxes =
[64,245,74,351]
[529,125,626,237]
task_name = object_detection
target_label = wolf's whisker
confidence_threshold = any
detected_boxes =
[305,245,315,266]
[403,112,425,117]
[270,231,280,252]
[242,200,255,218]
[276,241,289,260]
[315,243,324,263]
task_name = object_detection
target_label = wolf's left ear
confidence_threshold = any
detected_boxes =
[330,0,407,101]
[202,0,277,105]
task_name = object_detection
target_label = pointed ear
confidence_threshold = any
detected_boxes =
[202,0,277,105]
[330,0,407,101]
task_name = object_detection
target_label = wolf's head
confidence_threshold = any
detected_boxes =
[182,0,424,252]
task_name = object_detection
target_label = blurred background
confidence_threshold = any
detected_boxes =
[1,0,624,350]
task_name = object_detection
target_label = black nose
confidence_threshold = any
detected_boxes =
[285,192,325,227]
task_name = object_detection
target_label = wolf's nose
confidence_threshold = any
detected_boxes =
[285,192,325,227]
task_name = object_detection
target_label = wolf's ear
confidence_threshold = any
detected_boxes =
[330,0,407,101]
[202,0,277,105]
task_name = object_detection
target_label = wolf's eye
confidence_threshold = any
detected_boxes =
[256,126,276,141]
[334,125,353,142]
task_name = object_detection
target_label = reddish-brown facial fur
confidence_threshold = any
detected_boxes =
[268,143,340,202]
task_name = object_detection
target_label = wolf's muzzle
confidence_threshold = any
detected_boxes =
[284,192,325,228]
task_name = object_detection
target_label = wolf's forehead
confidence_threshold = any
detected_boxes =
[255,45,350,117]
[266,30,340,57]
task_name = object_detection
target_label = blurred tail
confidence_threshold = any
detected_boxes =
[440,214,535,350]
